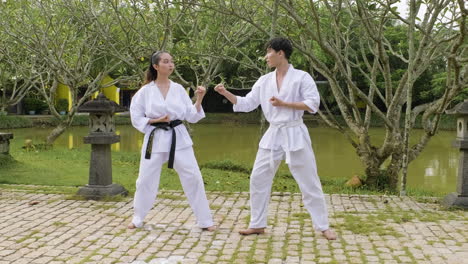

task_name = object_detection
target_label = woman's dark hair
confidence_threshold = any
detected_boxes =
[265,37,293,60]
[144,51,167,84]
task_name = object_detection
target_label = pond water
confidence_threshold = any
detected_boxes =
[7,123,459,193]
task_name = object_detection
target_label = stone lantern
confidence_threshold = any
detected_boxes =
[442,99,468,208]
[0,132,13,156]
[77,93,128,199]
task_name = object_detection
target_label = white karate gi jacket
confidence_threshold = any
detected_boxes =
[234,64,320,154]
[130,81,204,153]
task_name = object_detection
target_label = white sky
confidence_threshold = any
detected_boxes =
[393,0,463,23]
[394,0,428,19]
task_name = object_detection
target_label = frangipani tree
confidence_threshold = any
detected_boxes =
[213,0,467,191]
[0,36,40,114]
[0,0,127,144]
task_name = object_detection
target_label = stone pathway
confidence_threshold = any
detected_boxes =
[0,188,467,264]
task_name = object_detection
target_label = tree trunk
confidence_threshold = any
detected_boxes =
[387,152,404,190]
[363,163,382,188]
[46,108,78,145]
[358,145,403,191]
[46,123,68,145]
[359,150,383,188]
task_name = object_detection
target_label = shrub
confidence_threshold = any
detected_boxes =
[0,154,16,167]
[55,99,69,113]
[0,115,33,128]
[23,97,47,113]
[200,159,252,174]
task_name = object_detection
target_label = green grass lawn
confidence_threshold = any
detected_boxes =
[0,135,445,197]
[1,145,143,194]
[0,145,444,198]
[0,146,281,194]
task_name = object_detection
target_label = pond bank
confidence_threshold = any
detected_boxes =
[0,112,457,130]
[1,121,459,195]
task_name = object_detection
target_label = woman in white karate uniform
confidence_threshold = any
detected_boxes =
[215,38,336,240]
[128,51,215,231]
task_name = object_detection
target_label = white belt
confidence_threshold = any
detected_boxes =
[268,119,304,171]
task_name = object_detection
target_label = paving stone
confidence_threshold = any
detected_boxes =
[0,189,465,264]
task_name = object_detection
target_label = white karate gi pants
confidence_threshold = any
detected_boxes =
[248,144,330,231]
[131,146,214,228]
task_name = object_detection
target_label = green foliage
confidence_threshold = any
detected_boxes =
[0,154,16,167]
[201,159,252,174]
[0,115,131,129]
[0,115,33,128]
[22,97,47,113]
[420,72,468,105]
[55,99,69,112]
[1,0,459,113]
[361,169,394,191]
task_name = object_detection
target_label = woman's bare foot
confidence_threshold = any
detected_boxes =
[127,223,136,229]
[239,228,265,235]
[202,225,217,231]
[322,229,337,240]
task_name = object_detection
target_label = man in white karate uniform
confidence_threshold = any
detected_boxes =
[214,37,336,240]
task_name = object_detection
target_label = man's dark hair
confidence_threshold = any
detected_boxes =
[265,37,293,60]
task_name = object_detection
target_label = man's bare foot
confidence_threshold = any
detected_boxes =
[202,225,217,231]
[127,223,136,229]
[322,229,337,240]
[239,228,265,235]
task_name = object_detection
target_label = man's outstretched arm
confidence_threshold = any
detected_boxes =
[214,83,237,104]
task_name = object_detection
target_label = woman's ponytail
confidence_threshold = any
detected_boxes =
[144,51,165,85]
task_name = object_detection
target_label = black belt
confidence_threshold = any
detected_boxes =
[145,119,183,169]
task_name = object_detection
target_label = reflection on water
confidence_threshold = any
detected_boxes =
[7,124,458,193]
